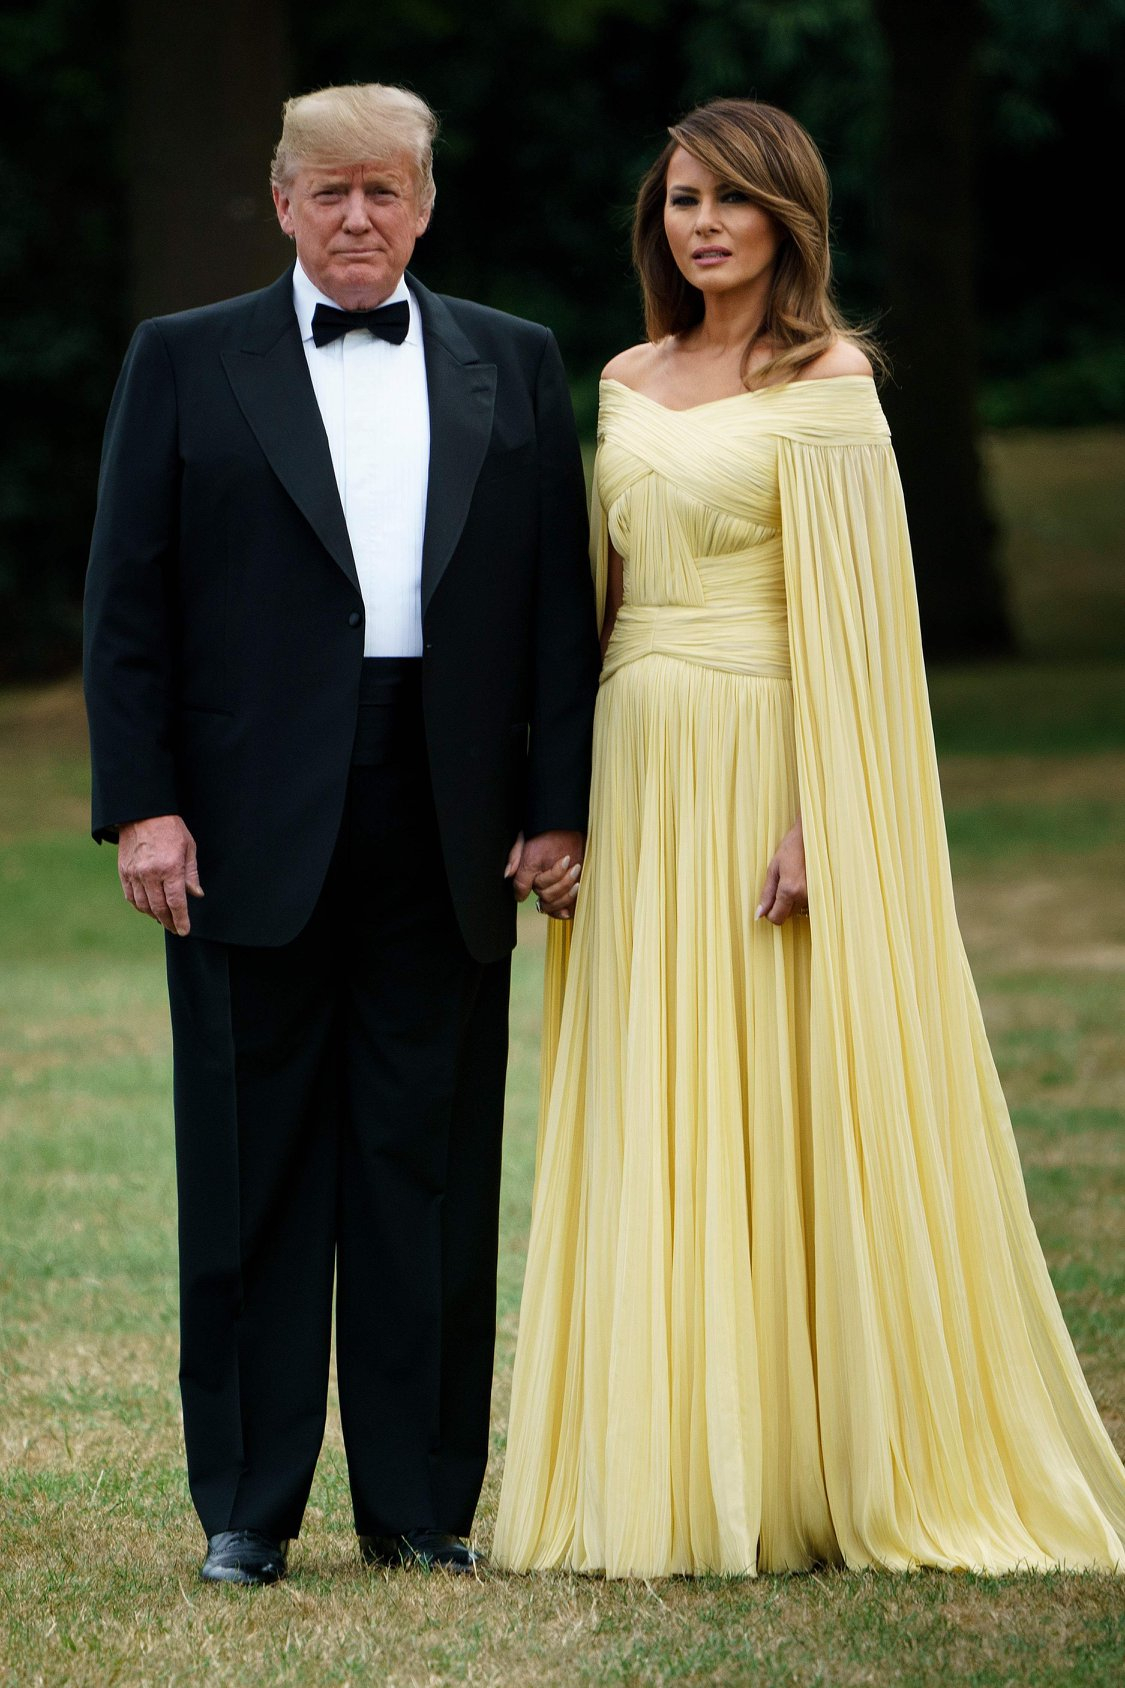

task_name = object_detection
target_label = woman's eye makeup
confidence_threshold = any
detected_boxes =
[668,188,750,207]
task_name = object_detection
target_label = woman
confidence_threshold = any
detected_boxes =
[493,99,1125,1579]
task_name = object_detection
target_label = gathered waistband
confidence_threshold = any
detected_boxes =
[601,604,791,682]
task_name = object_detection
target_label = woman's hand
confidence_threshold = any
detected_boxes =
[756,820,808,926]
[533,850,583,919]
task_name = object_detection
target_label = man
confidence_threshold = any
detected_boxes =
[83,83,598,1585]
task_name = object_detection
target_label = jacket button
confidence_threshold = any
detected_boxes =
[348,610,362,628]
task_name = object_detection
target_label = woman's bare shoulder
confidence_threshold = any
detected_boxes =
[795,339,874,382]
[601,343,660,387]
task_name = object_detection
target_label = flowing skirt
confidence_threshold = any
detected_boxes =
[493,652,1125,1578]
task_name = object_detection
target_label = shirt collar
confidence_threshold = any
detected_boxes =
[292,260,419,348]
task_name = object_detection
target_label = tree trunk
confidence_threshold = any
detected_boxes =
[125,0,291,321]
[872,0,1012,659]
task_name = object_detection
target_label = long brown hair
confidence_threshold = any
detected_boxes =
[632,98,882,389]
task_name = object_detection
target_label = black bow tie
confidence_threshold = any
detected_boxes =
[311,299,410,348]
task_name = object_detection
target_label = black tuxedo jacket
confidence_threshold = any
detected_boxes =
[83,268,599,961]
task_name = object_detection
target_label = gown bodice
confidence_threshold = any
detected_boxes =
[595,376,891,681]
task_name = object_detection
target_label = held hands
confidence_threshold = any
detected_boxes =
[505,830,585,920]
[117,814,204,936]
[504,820,801,928]
[756,819,809,926]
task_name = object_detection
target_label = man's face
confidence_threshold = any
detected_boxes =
[272,154,432,309]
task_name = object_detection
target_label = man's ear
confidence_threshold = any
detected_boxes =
[272,183,295,239]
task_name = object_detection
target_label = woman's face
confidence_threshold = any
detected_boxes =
[662,147,782,301]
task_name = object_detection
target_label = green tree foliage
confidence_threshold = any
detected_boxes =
[0,1,123,679]
[979,0,1125,423]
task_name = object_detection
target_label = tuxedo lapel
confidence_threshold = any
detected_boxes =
[410,276,497,616]
[221,269,359,593]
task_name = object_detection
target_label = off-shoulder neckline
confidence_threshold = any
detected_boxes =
[599,373,877,415]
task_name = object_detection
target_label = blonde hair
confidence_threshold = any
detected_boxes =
[633,98,882,389]
[270,83,438,208]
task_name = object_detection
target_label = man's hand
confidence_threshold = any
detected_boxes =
[756,819,808,927]
[117,814,204,937]
[506,829,585,920]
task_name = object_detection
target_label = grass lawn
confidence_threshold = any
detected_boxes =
[2,431,1124,1683]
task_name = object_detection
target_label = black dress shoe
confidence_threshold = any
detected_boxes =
[359,1529,482,1574]
[200,1530,289,1585]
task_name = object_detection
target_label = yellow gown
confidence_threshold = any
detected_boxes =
[492,375,1125,1577]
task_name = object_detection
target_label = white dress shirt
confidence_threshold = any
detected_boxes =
[293,260,430,658]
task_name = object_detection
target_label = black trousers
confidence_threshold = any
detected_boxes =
[165,660,511,1539]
